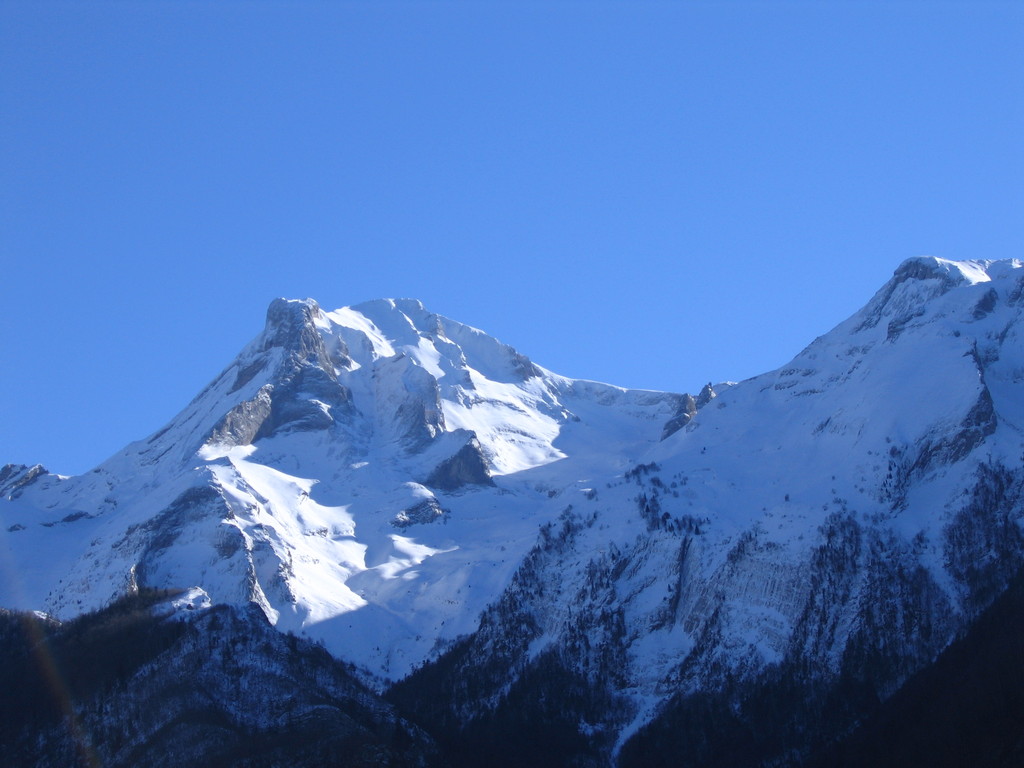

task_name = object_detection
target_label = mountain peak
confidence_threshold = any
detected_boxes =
[892,255,1004,288]
[261,298,325,352]
[851,257,1022,335]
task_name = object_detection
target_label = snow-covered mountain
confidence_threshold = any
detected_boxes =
[0,297,687,681]
[394,256,1024,765]
[5,257,1024,766]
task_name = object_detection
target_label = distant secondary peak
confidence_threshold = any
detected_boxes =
[0,463,48,498]
[855,258,1020,334]
[892,256,995,288]
[893,256,1024,288]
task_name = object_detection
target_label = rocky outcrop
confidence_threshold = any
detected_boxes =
[392,497,448,528]
[661,394,697,439]
[205,301,356,448]
[261,298,349,369]
[661,383,717,439]
[0,463,48,498]
[208,386,274,446]
[424,436,494,491]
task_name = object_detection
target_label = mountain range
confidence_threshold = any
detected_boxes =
[4,256,1024,766]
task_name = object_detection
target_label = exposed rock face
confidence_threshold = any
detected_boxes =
[253,364,351,440]
[393,498,448,528]
[205,299,356,448]
[0,463,48,498]
[425,436,494,491]
[694,382,716,408]
[262,298,347,367]
[908,385,996,478]
[208,386,274,447]
[973,286,999,319]
[661,383,717,439]
[660,394,697,439]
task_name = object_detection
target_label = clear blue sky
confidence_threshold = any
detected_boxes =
[2,1,1022,475]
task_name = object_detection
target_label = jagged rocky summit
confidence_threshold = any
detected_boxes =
[4,257,1024,766]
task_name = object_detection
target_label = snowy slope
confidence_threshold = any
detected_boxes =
[0,297,685,680]
[390,257,1024,757]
